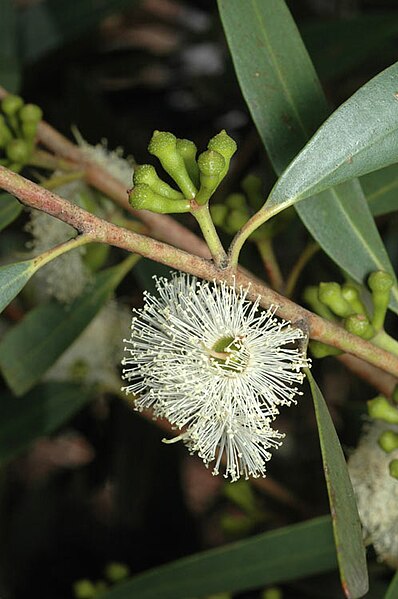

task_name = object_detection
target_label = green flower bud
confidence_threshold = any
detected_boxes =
[6,139,30,164]
[133,164,183,200]
[21,120,38,141]
[318,282,353,318]
[368,395,398,424]
[19,103,43,123]
[0,116,13,146]
[262,588,283,599]
[389,459,398,479]
[368,270,394,293]
[73,579,96,599]
[104,562,130,583]
[225,208,248,233]
[368,271,394,331]
[226,193,247,210]
[344,314,374,340]
[341,284,367,316]
[1,94,24,117]
[302,286,337,321]
[176,138,200,187]
[129,183,190,214]
[241,174,263,210]
[148,131,197,199]
[207,129,237,181]
[196,149,225,205]
[210,203,228,226]
[309,340,342,358]
[378,430,398,453]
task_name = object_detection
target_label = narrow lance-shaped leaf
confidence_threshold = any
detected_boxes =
[307,371,368,599]
[0,259,37,314]
[218,0,398,313]
[103,516,337,599]
[0,193,23,231]
[0,234,91,314]
[0,255,138,396]
[361,163,398,216]
[385,571,398,599]
[0,382,92,465]
[267,62,398,211]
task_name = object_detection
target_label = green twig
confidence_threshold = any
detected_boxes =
[256,237,283,292]
[285,242,319,297]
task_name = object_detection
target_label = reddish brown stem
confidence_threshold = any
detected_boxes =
[2,166,398,378]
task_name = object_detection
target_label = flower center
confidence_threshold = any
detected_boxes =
[207,335,248,374]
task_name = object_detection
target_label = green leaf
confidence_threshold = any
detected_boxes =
[103,516,337,599]
[0,382,91,465]
[0,0,20,91]
[302,13,398,82]
[267,62,398,210]
[385,571,398,599]
[361,164,398,216]
[218,0,398,313]
[0,193,23,231]
[0,258,135,396]
[0,259,37,314]
[307,371,368,599]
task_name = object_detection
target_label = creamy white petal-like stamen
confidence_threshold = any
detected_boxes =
[122,273,309,481]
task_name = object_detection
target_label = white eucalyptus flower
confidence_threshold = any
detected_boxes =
[122,273,309,481]
[47,301,130,391]
[348,420,398,567]
[27,181,91,303]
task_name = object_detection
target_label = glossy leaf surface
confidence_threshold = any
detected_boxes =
[0,259,134,396]
[218,0,398,312]
[308,371,368,598]
[0,193,22,231]
[0,259,36,314]
[103,516,337,599]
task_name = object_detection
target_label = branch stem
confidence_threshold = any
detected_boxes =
[2,166,398,377]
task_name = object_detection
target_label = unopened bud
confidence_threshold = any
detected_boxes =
[389,459,398,479]
[133,164,183,200]
[129,183,190,214]
[344,314,374,340]
[368,271,394,331]
[309,340,342,358]
[6,139,30,164]
[176,138,199,186]
[19,103,43,123]
[318,282,353,318]
[378,430,398,453]
[341,284,367,315]
[196,149,225,205]
[148,131,197,199]
[226,193,247,210]
[368,395,398,424]
[207,130,237,181]
[210,203,228,226]
[302,286,337,321]
[241,174,262,210]
[1,94,23,117]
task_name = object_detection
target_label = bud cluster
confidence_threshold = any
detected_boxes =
[210,173,292,240]
[303,270,394,358]
[0,94,42,172]
[129,129,237,214]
